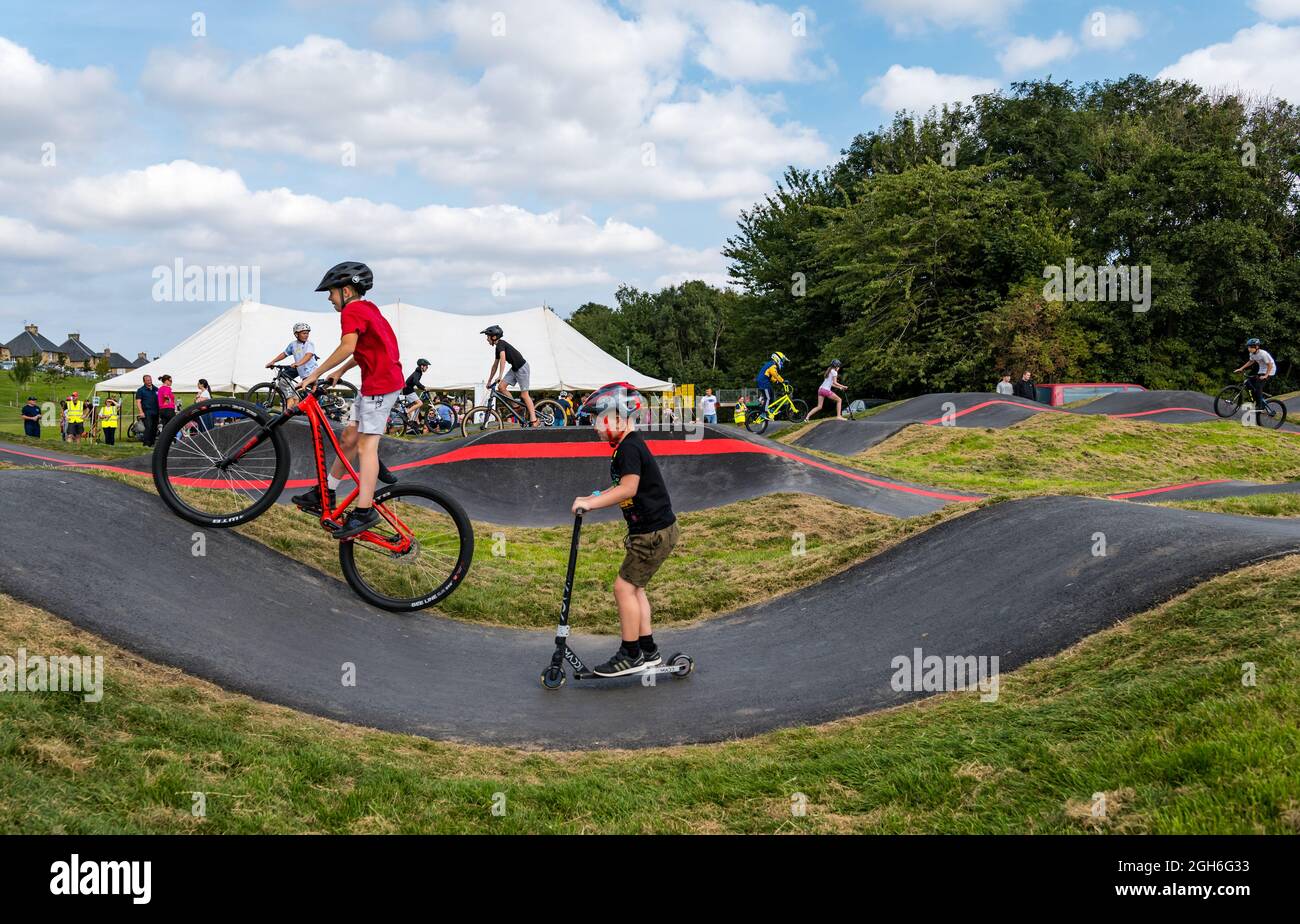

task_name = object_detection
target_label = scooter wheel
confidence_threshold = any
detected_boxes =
[541,666,566,690]
[668,653,693,677]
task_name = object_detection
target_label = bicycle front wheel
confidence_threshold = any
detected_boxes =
[1261,399,1288,430]
[1214,386,1243,418]
[245,381,285,413]
[338,483,474,611]
[460,406,501,437]
[152,399,290,527]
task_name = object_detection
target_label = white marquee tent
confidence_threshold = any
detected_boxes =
[96,300,672,395]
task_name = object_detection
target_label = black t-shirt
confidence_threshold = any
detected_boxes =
[22,402,40,421]
[610,431,675,534]
[402,368,423,395]
[495,339,526,370]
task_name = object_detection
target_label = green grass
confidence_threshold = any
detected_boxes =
[847,413,1300,495]
[3,554,1297,833]
[1160,492,1300,517]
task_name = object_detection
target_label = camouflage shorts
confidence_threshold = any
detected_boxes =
[618,521,679,587]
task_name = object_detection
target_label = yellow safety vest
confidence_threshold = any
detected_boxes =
[66,400,84,424]
[101,405,118,428]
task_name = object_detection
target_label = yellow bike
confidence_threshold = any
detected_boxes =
[745,383,807,435]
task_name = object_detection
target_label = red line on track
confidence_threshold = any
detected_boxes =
[1107,480,1232,500]
[919,400,1216,426]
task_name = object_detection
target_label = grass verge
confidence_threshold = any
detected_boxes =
[850,413,1300,495]
[1159,493,1300,517]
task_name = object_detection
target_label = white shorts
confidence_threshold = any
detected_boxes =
[348,391,399,435]
[502,362,530,391]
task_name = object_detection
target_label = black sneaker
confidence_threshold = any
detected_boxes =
[292,485,335,515]
[378,458,397,484]
[332,506,380,541]
[592,648,645,677]
[640,646,662,667]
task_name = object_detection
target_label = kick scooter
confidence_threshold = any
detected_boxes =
[540,507,694,690]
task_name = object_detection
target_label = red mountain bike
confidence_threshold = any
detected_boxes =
[151,373,473,611]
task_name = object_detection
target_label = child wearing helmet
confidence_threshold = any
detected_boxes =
[756,351,788,411]
[480,325,539,427]
[401,358,431,422]
[1234,338,1277,408]
[572,383,679,677]
[267,322,319,381]
[298,262,404,540]
[804,359,847,422]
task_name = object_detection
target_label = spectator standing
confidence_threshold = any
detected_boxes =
[699,387,719,424]
[158,375,177,430]
[59,400,68,442]
[1014,371,1038,402]
[996,374,1013,396]
[135,374,160,447]
[21,396,41,438]
[100,397,119,445]
[195,378,213,431]
[65,391,86,444]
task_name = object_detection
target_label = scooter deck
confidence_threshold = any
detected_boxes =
[573,660,692,681]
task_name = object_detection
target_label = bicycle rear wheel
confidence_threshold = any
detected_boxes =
[426,401,457,434]
[338,483,474,610]
[534,399,565,427]
[461,405,501,437]
[787,399,809,421]
[1260,399,1288,429]
[745,410,769,435]
[1214,386,1243,418]
[152,399,290,527]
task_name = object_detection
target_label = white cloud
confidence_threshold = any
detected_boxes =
[692,1,826,82]
[1252,0,1300,20]
[0,36,121,145]
[862,0,1023,34]
[1079,8,1145,50]
[1157,23,1300,103]
[999,33,1076,74]
[140,18,828,205]
[862,65,999,113]
[0,216,76,261]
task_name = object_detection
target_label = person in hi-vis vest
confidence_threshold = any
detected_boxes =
[65,391,86,444]
[100,397,120,446]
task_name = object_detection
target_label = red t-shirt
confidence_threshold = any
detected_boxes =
[340,300,403,395]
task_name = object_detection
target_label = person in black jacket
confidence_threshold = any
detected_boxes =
[1013,371,1038,402]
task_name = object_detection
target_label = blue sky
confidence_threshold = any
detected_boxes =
[1,0,1296,356]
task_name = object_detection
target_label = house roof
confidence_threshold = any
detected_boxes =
[104,351,134,367]
[4,330,60,356]
[129,353,151,368]
[58,338,99,361]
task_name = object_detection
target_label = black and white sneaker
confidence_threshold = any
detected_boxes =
[292,485,335,515]
[639,646,662,667]
[592,648,645,677]
[332,506,380,541]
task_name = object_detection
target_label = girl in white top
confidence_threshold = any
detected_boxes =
[805,360,848,422]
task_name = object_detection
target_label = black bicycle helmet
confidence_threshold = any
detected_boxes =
[1246,338,1262,347]
[480,325,503,338]
[417,358,430,367]
[315,262,373,294]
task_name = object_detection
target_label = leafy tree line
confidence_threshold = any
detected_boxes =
[568,76,1300,400]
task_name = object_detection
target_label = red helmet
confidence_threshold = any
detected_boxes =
[581,382,643,445]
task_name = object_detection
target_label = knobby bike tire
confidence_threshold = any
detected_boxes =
[1261,399,1288,429]
[152,398,291,528]
[337,482,474,611]
[745,411,769,435]
[533,399,566,427]
[1214,386,1243,418]
[461,405,502,437]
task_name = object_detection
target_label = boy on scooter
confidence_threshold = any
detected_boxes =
[571,383,678,677]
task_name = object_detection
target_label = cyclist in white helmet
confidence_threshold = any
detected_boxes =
[267,322,319,381]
